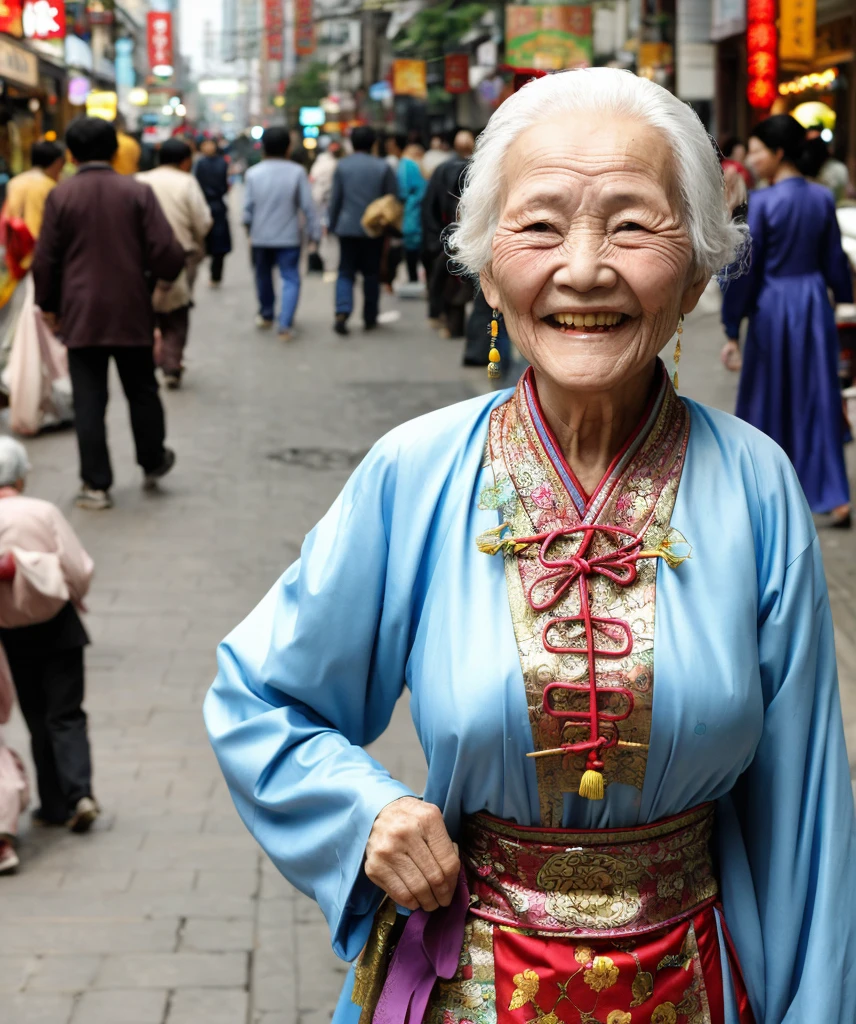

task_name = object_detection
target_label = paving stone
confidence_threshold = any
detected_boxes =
[5,920,179,956]
[6,993,74,1024]
[70,989,169,1024]
[94,952,248,990]
[0,956,36,994]
[180,917,254,952]
[25,955,101,993]
[167,987,250,1023]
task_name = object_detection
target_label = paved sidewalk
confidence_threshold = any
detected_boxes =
[1,233,854,1024]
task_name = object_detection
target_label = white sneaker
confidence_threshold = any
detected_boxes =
[255,315,273,329]
[0,840,20,874]
[67,797,99,834]
[75,488,112,511]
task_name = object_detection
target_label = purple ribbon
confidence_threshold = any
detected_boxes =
[372,868,470,1024]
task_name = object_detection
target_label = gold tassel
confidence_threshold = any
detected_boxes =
[579,769,604,801]
[488,310,502,380]
[672,314,683,391]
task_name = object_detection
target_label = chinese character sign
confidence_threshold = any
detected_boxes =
[265,0,283,61]
[147,11,173,72]
[0,0,23,36]
[506,6,592,71]
[746,0,777,109]
[779,0,815,62]
[445,54,469,94]
[23,0,65,39]
[294,0,314,57]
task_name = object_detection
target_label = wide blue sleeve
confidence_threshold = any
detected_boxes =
[729,536,856,1022]
[203,442,416,961]
[721,196,766,340]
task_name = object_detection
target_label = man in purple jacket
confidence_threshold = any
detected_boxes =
[33,118,185,510]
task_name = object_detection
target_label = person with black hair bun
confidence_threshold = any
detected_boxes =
[721,113,854,527]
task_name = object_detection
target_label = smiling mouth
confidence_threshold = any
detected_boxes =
[544,312,630,333]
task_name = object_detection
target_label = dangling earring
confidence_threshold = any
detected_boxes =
[673,314,684,390]
[488,310,502,380]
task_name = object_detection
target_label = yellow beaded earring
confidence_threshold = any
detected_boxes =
[488,310,502,380]
[673,314,684,390]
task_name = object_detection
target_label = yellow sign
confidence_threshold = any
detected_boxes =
[86,90,118,121]
[779,0,815,63]
[392,60,427,99]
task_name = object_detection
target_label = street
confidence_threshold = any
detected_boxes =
[1,218,855,1024]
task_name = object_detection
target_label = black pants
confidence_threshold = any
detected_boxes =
[210,254,225,283]
[155,308,190,376]
[424,251,444,319]
[8,646,91,822]
[336,237,383,326]
[67,346,167,492]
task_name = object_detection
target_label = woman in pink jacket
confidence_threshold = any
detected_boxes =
[0,437,97,870]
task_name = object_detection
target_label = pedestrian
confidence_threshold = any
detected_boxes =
[421,129,474,337]
[206,68,856,1024]
[112,114,141,176]
[243,126,321,342]
[4,140,64,241]
[421,130,453,178]
[0,596,28,872]
[308,140,341,231]
[194,137,233,288]
[138,139,213,390]
[398,143,427,285]
[721,114,854,526]
[329,126,398,336]
[32,116,184,511]
[0,438,98,835]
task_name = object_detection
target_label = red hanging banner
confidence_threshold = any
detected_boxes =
[23,0,66,40]
[0,0,23,36]
[265,0,283,61]
[746,0,777,109]
[147,10,173,73]
[294,0,315,57]
[444,53,469,94]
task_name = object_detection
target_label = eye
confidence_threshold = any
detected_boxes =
[615,221,646,232]
[524,222,554,233]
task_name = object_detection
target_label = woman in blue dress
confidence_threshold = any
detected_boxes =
[206,73,856,1024]
[721,114,853,526]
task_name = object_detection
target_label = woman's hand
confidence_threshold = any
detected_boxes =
[721,340,742,372]
[365,797,461,912]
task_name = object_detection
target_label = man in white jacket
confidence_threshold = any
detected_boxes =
[137,139,212,389]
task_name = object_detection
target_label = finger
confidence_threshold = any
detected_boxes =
[420,811,461,888]
[405,841,453,909]
[365,860,421,911]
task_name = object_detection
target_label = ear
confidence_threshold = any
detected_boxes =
[479,266,500,311]
[680,270,709,316]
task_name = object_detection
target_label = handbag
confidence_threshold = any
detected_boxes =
[307,251,325,274]
[361,194,404,238]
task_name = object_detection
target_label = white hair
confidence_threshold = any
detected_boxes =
[448,68,746,280]
[0,436,29,488]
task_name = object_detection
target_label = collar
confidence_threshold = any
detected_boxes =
[77,162,115,174]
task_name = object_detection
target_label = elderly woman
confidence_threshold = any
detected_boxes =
[205,70,856,1024]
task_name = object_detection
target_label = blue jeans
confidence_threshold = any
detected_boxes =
[253,246,301,330]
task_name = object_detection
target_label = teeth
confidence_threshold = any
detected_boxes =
[553,312,624,328]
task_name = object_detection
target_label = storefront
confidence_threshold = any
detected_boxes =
[716,4,856,178]
[0,36,43,180]
[773,14,855,178]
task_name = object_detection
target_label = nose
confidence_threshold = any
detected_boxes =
[552,230,618,293]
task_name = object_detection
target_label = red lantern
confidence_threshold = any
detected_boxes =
[746,0,778,110]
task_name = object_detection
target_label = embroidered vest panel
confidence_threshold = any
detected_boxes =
[479,366,690,826]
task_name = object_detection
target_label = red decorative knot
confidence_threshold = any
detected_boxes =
[521,524,646,763]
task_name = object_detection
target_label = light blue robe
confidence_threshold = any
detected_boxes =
[204,390,856,1024]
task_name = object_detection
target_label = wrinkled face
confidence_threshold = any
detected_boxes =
[481,114,706,395]
[747,136,780,181]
